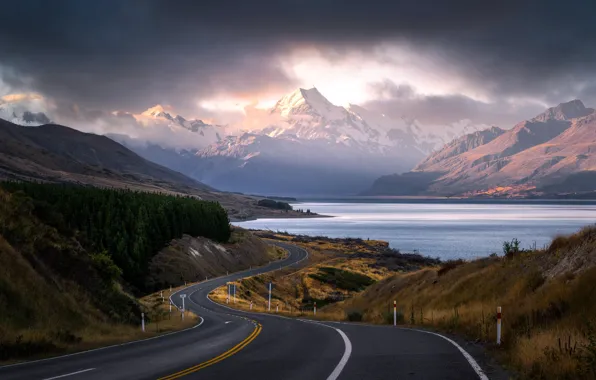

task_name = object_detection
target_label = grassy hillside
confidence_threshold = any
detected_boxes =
[0,182,235,362]
[0,188,139,361]
[324,227,596,379]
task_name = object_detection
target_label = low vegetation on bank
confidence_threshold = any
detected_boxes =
[211,232,439,318]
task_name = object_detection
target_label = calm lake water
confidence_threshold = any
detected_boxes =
[234,201,596,260]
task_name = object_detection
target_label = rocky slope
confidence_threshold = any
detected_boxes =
[146,228,282,290]
[366,100,596,197]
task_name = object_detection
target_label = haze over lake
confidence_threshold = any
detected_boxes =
[234,201,596,260]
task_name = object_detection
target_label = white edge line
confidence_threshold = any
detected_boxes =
[299,320,352,380]
[405,328,489,380]
[0,316,204,370]
[41,367,96,380]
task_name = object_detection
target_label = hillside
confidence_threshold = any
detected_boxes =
[0,183,279,361]
[0,118,314,220]
[0,187,140,361]
[322,227,596,379]
[146,228,284,290]
[366,100,596,197]
[0,118,211,193]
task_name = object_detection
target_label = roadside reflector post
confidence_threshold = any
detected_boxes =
[268,282,272,311]
[497,306,502,345]
[314,301,317,316]
[141,312,145,332]
[161,291,164,303]
[250,301,253,310]
[394,300,397,326]
[169,285,172,294]
[233,284,236,303]
[180,294,187,321]
[276,303,279,313]
[169,301,172,314]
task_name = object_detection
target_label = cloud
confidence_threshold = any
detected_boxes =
[1,0,596,129]
[364,79,547,127]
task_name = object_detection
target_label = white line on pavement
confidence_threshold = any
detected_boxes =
[42,368,96,380]
[324,327,352,380]
[405,328,489,380]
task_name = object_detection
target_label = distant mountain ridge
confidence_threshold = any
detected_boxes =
[0,118,211,193]
[366,99,596,197]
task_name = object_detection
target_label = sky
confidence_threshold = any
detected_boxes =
[1,0,596,133]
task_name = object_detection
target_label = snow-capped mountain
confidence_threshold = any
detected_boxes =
[134,105,224,145]
[189,87,487,195]
[259,87,422,155]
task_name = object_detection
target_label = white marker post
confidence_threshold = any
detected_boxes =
[180,294,187,321]
[496,306,502,345]
[161,291,164,303]
[268,282,272,311]
[233,284,236,303]
[314,301,317,316]
[393,300,397,326]
[250,301,253,310]
[141,312,145,332]
[276,303,279,313]
[169,301,172,314]
[169,285,172,294]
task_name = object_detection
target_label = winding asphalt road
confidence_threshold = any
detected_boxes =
[0,242,503,380]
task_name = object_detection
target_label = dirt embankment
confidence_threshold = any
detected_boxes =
[146,228,284,290]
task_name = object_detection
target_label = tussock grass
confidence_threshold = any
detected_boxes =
[325,226,596,379]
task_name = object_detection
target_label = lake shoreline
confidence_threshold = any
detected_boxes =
[234,201,596,260]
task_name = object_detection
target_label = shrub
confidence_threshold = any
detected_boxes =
[438,259,466,276]
[503,238,522,258]
[309,267,375,291]
[347,311,363,322]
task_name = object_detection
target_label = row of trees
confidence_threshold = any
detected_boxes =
[1,182,231,289]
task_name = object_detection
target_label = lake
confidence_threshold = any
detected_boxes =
[234,201,596,260]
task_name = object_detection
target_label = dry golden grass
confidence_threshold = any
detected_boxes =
[323,229,596,380]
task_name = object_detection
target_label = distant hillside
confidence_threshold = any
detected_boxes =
[366,100,596,198]
[0,118,315,220]
[0,118,211,193]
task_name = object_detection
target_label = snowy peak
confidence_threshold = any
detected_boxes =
[271,87,346,120]
[141,104,176,120]
[532,99,594,122]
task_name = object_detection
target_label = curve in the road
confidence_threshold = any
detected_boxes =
[0,241,498,380]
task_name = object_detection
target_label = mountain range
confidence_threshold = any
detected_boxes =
[365,99,596,198]
[3,88,596,198]
[111,87,485,195]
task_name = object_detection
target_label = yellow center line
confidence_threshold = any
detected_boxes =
[158,323,262,380]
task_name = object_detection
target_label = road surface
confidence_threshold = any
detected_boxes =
[0,242,502,380]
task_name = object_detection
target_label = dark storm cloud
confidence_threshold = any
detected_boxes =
[1,0,596,112]
[365,80,546,127]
